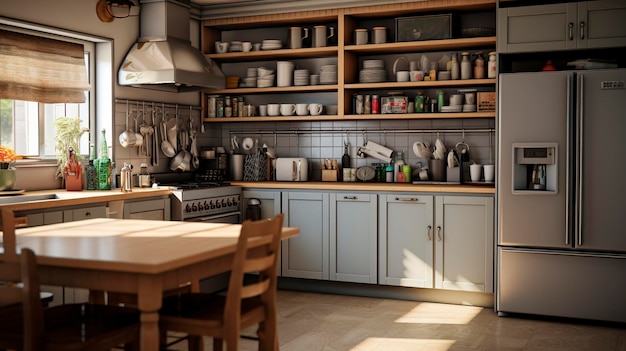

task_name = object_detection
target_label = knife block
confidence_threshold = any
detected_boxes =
[322,169,338,182]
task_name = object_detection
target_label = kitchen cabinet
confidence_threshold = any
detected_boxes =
[379,194,493,292]
[379,194,434,288]
[123,196,170,220]
[329,192,377,284]
[242,189,281,220]
[201,0,497,122]
[281,191,329,280]
[498,0,626,53]
[435,195,494,292]
[18,204,107,227]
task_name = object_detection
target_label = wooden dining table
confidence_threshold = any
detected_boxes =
[12,217,299,351]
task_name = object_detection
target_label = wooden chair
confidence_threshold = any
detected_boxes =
[159,213,285,351]
[0,208,140,351]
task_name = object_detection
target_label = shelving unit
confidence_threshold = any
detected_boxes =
[200,0,497,122]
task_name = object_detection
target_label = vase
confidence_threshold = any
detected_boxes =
[0,168,16,191]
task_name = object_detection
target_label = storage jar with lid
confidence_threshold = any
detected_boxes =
[488,52,497,78]
[138,162,151,188]
[474,51,485,79]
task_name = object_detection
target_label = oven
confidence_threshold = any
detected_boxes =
[169,183,242,223]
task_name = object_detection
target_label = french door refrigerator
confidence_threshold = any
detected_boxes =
[497,69,626,323]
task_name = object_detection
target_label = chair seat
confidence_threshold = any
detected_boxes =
[160,293,266,332]
[0,303,139,351]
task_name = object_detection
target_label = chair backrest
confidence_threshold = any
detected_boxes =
[0,247,45,351]
[223,213,284,324]
[1,207,17,259]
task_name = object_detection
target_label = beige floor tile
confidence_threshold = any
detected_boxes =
[161,290,626,351]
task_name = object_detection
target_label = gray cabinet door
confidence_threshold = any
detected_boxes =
[498,1,626,53]
[379,194,434,288]
[123,197,171,220]
[242,189,281,220]
[578,0,626,49]
[435,195,494,292]
[498,3,577,53]
[281,191,329,280]
[330,192,377,284]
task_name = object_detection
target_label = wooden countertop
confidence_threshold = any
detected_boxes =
[232,181,495,194]
[0,188,172,211]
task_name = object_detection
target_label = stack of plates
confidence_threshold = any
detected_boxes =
[320,65,338,84]
[360,59,386,83]
[256,66,275,88]
[241,67,258,87]
[294,69,310,86]
[440,105,463,113]
[261,39,282,50]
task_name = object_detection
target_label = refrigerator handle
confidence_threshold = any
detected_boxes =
[566,74,575,246]
[577,74,584,246]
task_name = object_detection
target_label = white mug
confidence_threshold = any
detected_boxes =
[483,164,495,182]
[280,103,296,116]
[215,41,229,53]
[313,25,327,47]
[241,41,252,52]
[296,103,309,116]
[267,103,280,116]
[410,70,424,82]
[259,105,268,116]
[470,164,482,181]
[308,103,323,116]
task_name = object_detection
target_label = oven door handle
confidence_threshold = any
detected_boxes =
[188,211,241,222]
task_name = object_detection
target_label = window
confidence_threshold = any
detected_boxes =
[0,27,95,159]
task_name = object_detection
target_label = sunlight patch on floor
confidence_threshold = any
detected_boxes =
[352,337,456,351]
[394,302,483,324]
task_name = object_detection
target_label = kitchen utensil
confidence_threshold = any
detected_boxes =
[241,137,254,152]
[434,138,447,160]
[413,140,432,159]
[118,102,136,148]
[231,135,240,153]
[356,166,375,181]
[160,117,176,157]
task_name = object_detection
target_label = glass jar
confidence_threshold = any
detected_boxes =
[451,53,460,80]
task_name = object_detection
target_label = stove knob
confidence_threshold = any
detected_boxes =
[227,198,233,206]
[198,202,204,211]
[192,203,197,212]
[216,200,222,209]
[204,201,209,210]
[221,199,226,207]
[185,204,192,213]
[233,196,240,207]
[210,200,215,209]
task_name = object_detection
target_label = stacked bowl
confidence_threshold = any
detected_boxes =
[256,67,275,88]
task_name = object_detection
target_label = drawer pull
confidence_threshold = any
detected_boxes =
[85,212,92,217]
[395,197,418,202]
[343,196,357,200]
[437,226,442,241]
[426,225,432,241]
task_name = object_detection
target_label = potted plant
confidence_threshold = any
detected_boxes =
[54,117,89,180]
[0,145,17,190]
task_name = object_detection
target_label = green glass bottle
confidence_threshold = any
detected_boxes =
[85,142,98,190]
[95,129,111,190]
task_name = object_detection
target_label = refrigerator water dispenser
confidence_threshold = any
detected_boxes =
[512,143,557,193]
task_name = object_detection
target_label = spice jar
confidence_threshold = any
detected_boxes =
[451,53,460,80]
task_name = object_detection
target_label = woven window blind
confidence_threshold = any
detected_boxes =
[0,29,90,103]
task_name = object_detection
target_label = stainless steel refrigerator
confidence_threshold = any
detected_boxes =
[497,69,626,323]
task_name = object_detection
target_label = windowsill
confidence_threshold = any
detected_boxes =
[13,158,58,168]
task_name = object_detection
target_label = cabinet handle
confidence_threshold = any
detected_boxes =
[579,21,585,40]
[568,22,574,40]
[343,196,357,200]
[426,225,432,241]
[436,226,442,241]
[85,212,92,217]
[395,197,418,202]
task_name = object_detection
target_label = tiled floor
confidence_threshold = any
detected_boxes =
[167,289,626,351]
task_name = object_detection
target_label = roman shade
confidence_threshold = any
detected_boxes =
[0,29,90,103]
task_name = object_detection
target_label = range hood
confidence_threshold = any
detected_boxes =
[118,0,225,92]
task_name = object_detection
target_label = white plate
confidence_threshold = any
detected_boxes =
[241,137,254,151]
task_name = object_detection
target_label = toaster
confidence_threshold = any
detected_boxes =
[275,158,308,181]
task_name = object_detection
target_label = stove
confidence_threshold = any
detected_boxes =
[154,173,242,223]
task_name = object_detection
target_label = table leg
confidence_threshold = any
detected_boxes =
[136,276,163,351]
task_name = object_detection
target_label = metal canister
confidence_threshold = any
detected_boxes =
[207,95,219,118]
[216,96,224,117]
[415,93,424,112]
[120,162,132,193]
[372,95,380,114]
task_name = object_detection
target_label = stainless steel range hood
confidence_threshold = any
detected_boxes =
[118,0,225,92]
